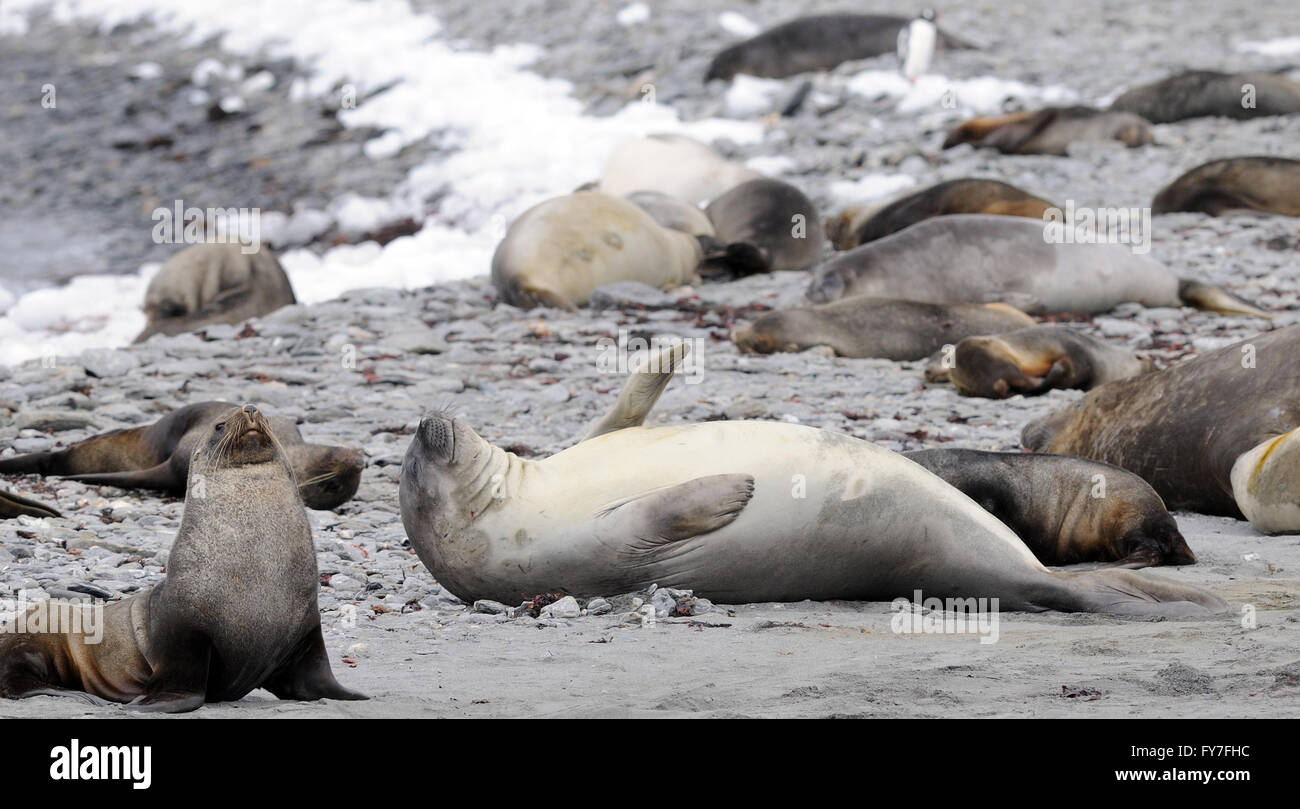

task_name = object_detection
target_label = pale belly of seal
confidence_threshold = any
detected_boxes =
[447,421,1044,604]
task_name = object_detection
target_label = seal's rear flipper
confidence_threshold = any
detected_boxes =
[1053,568,1226,616]
[4,684,112,705]
[265,627,368,702]
[578,342,692,443]
[60,462,180,494]
[126,640,211,714]
[0,451,53,475]
[1178,279,1273,319]
[699,241,769,279]
[607,474,755,553]
[0,490,61,519]
[1231,427,1300,533]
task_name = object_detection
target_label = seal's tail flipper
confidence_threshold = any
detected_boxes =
[0,489,61,519]
[1178,279,1273,319]
[60,462,180,495]
[578,342,691,443]
[1054,568,1226,616]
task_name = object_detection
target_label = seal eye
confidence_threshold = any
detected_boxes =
[214,423,226,433]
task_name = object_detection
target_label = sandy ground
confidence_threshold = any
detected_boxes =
[2,0,1300,718]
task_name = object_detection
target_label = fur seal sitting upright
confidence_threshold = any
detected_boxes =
[398,345,1222,615]
[704,14,975,82]
[924,325,1154,397]
[135,242,297,343]
[733,297,1035,359]
[942,107,1153,155]
[1110,70,1300,123]
[599,134,761,205]
[902,449,1194,568]
[1023,326,1300,534]
[704,178,825,272]
[492,191,703,310]
[1152,157,1300,216]
[806,214,1271,318]
[0,489,59,519]
[0,402,363,511]
[0,405,367,711]
[825,179,1057,249]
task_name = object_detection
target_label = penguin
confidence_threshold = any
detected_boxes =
[898,9,939,83]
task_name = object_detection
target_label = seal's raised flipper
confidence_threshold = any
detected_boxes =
[578,342,692,443]
[265,627,368,702]
[1178,279,1273,319]
[0,489,61,519]
[1231,427,1300,533]
[60,462,182,494]
[606,473,755,551]
[1050,568,1226,616]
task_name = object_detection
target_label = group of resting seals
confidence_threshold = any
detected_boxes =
[0,405,366,711]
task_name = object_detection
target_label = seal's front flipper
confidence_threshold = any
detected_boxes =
[578,342,691,443]
[265,628,368,702]
[60,461,180,494]
[0,490,61,519]
[1231,427,1300,533]
[608,474,755,553]
[126,640,210,713]
[1178,279,1273,319]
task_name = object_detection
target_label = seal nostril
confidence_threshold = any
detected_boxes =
[243,404,258,415]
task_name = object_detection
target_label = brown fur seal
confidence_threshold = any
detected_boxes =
[733,297,1035,359]
[924,325,1155,397]
[0,489,59,519]
[599,134,761,205]
[705,14,975,82]
[902,449,1194,568]
[491,190,703,310]
[0,404,367,711]
[1110,70,1300,123]
[806,214,1272,318]
[826,179,1058,250]
[0,402,362,511]
[399,344,1222,614]
[1023,326,1300,533]
[135,242,297,343]
[942,106,1153,155]
[703,178,825,272]
[1152,157,1300,216]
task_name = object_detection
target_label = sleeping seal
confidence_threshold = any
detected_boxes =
[806,214,1271,318]
[705,14,975,81]
[0,405,366,711]
[826,178,1057,250]
[1152,157,1300,216]
[941,107,1153,155]
[398,349,1223,615]
[599,134,760,205]
[0,402,363,511]
[1110,70,1300,123]
[733,297,1035,359]
[491,191,704,310]
[1023,325,1300,534]
[704,178,825,272]
[135,242,297,343]
[902,449,1195,568]
[924,325,1154,397]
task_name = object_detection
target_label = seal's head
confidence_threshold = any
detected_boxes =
[399,412,497,540]
[297,446,365,511]
[805,261,851,304]
[1115,513,1197,568]
[198,404,280,468]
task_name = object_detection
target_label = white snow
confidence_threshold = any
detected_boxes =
[1237,37,1300,56]
[718,11,760,38]
[847,70,1076,114]
[828,174,917,206]
[616,3,649,26]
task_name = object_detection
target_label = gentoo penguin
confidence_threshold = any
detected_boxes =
[898,9,938,82]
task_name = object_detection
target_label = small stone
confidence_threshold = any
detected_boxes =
[539,595,581,619]
[326,573,362,592]
[79,349,139,378]
[585,597,612,615]
[472,599,511,614]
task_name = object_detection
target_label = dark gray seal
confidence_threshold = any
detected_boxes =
[1110,70,1300,123]
[1152,157,1300,216]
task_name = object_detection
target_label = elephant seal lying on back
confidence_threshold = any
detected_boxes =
[1110,70,1300,123]
[806,215,1271,318]
[0,405,366,711]
[398,346,1222,614]
[943,107,1153,155]
[0,402,363,511]
[1024,325,1300,534]
[135,242,296,343]
[1152,157,1300,216]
